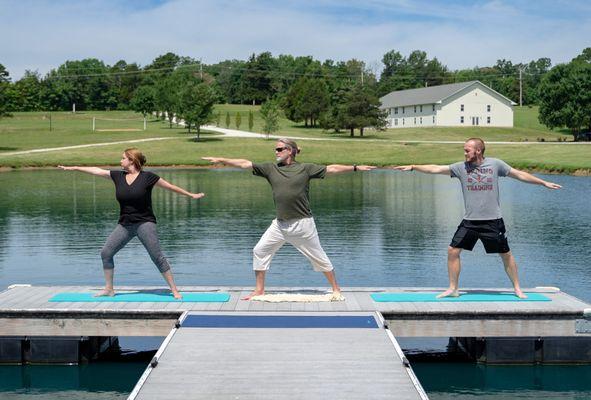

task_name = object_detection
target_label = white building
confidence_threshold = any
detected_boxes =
[379,81,516,129]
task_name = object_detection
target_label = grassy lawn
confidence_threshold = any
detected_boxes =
[0,107,586,173]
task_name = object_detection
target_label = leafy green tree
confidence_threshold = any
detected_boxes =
[248,110,254,131]
[538,56,591,139]
[13,71,43,111]
[240,52,276,104]
[177,82,216,141]
[111,60,143,109]
[0,63,12,118]
[225,111,230,128]
[284,77,329,127]
[235,112,242,130]
[130,85,156,117]
[260,99,281,139]
[216,111,221,127]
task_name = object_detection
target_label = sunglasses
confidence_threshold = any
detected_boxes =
[275,147,289,152]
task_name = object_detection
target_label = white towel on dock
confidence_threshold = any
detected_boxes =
[250,292,345,302]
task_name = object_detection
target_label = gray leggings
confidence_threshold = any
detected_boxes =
[100,222,171,273]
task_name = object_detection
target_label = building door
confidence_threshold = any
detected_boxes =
[471,117,479,126]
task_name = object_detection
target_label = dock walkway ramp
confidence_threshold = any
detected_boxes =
[129,311,427,400]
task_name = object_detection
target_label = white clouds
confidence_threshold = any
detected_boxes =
[0,0,589,80]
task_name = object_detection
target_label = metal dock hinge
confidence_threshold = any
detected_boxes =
[575,308,591,334]
[150,356,159,368]
[401,355,410,367]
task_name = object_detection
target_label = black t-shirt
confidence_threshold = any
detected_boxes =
[110,170,160,225]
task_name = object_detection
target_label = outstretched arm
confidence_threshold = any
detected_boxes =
[202,157,253,169]
[57,165,111,179]
[326,164,376,175]
[508,169,562,189]
[394,164,450,175]
[155,178,205,199]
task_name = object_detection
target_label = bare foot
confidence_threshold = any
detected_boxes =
[172,291,183,300]
[94,289,115,297]
[242,291,264,300]
[514,289,528,299]
[330,291,344,301]
[436,289,459,299]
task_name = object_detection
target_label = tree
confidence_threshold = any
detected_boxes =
[225,111,230,128]
[0,63,12,118]
[283,77,329,127]
[216,111,221,127]
[260,99,281,139]
[538,56,591,140]
[130,85,156,117]
[235,112,242,130]
[248,110,254,131]
[177,82,216,141]
[325,84,387,137]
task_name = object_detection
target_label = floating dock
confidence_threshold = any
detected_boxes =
[0,285,590,399]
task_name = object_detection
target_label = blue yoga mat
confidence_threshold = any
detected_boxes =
[49,292,230,302]
[371,292,551,302]
[182,315,379,328]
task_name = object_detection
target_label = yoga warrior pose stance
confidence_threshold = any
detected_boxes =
[395,138,561,299]
[59,148,204,299]
[204,138,375,300]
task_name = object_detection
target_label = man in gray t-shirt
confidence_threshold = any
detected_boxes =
[203,138,375,300]
[395,138,561,299]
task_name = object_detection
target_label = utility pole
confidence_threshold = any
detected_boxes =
[361,69,364,86]
[518,67,524,107]
[199,58,203,81]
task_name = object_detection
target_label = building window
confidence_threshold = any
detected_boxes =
[394,107,398,114]
[394,119,398,126]
[487,105,491,112]
[420,105,423,112]
[432,105,435,111]
[420,117,423,124]
[413,106,417,113]
[460,116,464,124]
[460,104,464,112]
[414,117,416,124]
[432,116,435,124]
[402,107,405,114]
[487,116,491,124]
[402,118,405,125]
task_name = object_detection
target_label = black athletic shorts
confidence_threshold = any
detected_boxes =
[450,218,510,254]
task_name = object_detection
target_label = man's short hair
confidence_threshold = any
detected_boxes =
[466,137,486,155]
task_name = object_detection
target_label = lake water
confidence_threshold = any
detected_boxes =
[1,169,590,399]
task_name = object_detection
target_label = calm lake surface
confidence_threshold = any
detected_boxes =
[0,169,590,399]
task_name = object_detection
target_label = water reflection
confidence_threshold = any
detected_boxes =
[0,169,589,302]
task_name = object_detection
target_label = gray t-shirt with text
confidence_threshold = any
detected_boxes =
[252,162,326,220]
[449,158,512,220]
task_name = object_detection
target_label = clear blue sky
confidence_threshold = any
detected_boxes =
[1,0,589,79]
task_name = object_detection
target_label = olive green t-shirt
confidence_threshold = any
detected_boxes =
[252,162,326,220]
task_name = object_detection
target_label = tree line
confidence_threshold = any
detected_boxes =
[0,48,589,137]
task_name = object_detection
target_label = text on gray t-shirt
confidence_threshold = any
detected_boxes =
[449,157,512,220]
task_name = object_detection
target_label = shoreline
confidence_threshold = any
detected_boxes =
[2,165,589,176]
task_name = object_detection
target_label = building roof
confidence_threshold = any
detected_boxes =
[379,80,516,108]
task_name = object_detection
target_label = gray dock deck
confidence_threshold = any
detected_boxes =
[0,285,589,337]
[129,312,427,400]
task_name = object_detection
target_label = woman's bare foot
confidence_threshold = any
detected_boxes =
[94,289,115,297]
[172,290,183,300]
[242,290,264,300]
[514,288,528,299]
[436,289,459,299]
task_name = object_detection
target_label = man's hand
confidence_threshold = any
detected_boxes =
[543,181,562,190]
[189,192,205,199]
[202,157,223,164]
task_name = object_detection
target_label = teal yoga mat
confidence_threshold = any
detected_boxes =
[370,292,551,302]
[49,292,230,302]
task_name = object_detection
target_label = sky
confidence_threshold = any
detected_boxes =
[1,0,590,80]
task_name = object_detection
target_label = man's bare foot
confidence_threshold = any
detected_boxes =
[436,289,459,298]
[242,291,264,300]
[93,289,115,297]
[172,291,183,300]
[514,289,528,299]
[329,291,344,301]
